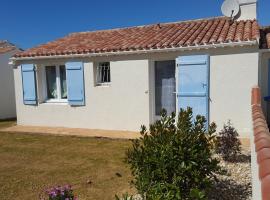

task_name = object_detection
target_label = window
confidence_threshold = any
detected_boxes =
[96,62,111,85]
[155,61,176,115]
[45,65,67,102]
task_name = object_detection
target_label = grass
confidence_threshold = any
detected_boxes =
[0,121,135,200]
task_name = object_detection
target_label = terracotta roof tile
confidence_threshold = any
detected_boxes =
[0,40,16,54]
[243,20,252,41]
[209,19,224,43]
[252,21,260,39]
[202,20,217,44]
[235,21,244,41]
[14,17,260,58]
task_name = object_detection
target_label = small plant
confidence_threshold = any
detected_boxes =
[115,193,133,200]
[216,120,241,161]
[46,185,77,200]
[126,108,220,200]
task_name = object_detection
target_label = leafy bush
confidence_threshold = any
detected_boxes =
[46,185,77,200]
[126,108,220,200]
[215,120,241,161]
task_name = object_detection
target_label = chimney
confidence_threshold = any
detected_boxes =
[236,0,257,20]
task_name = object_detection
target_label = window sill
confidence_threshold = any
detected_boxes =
[95,83,111,87]
[41,99,68,105]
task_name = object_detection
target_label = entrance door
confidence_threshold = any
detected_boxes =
[176,55,209,122]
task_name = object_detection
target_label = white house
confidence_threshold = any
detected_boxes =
[10,0,270,142]
[0,41,20,120]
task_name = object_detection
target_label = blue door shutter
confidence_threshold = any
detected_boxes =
[21,64,37,105]
[176,55,209,123]
[66,62,85,106]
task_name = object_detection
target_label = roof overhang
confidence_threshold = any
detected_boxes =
[10,40,259,64]
[260,49,270,53]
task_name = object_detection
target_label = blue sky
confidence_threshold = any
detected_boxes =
[1,0,269,49]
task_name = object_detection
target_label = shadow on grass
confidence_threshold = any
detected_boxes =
[0,119,16,129]
[208,179,251,200]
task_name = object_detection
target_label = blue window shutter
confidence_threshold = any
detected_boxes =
[66,62,85,106]
[176,55,210,123]
[21,64,37,105]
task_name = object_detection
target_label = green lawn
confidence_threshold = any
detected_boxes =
[0,121,134,200]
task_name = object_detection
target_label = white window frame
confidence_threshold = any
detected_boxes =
[96,62,111,86]
[43,65,68,103]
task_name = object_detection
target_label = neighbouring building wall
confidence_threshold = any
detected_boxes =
[259,52,270,124]
[0,50,17,119]
[14,46,259,137]
[14,59,150,131]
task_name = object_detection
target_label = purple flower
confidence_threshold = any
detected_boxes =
[45,184,77,200]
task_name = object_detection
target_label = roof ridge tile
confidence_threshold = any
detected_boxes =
[69,16,228,36]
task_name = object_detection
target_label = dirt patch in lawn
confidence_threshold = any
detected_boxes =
[1,125,140,140]
[0,129,135,200]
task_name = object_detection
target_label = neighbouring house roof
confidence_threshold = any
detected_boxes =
[0,40,17,54]
[14,17,260,59]
[260,26,270,49]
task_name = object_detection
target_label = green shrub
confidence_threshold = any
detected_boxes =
[215,120,241,161]
[126,108,220,200]
[115,193,133,200]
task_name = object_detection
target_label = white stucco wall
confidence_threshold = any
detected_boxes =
[14,46,259,137]
[210,51,259,138]
[0,50,17,119]
[14,59,150,131]
[147,47,259,138]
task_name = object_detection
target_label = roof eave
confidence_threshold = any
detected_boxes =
[259,48,270,53]
[10,40,259,64]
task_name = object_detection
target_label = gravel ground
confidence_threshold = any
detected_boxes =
[208,148,252,200]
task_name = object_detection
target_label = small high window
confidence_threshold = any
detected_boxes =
[45,65,67,101]
[96,62,111,85]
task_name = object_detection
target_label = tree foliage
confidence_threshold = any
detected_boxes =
[216,120,241,161]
